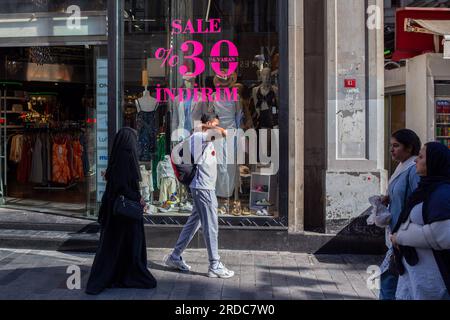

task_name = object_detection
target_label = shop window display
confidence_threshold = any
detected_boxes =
[0,45,101,214]
[122,0,280,218]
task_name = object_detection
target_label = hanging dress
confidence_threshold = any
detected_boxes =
[52,141,71,185]
[72,140,84,181]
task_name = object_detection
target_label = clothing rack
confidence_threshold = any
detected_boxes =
[7,124,80,191]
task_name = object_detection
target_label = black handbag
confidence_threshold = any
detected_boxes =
[113,195,144,221]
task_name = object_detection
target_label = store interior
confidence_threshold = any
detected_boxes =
[0,46,97,214]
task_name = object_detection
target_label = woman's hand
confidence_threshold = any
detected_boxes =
[390,233,400,250]
[381,195,390,206]
[140,197,146,207]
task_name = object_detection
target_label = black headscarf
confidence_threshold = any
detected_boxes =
[392,142,450,278]
[105,127,141,182]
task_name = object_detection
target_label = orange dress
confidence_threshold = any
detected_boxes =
[52,142,71,184]
[72,140,84,181]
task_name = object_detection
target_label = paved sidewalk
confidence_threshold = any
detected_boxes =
[0,248,382,300]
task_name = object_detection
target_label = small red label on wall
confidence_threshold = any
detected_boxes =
[0,118,5,124]
[344,79,357,88]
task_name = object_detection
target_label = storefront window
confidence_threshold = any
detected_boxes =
[0,1,107,217]
[121,0,283,220]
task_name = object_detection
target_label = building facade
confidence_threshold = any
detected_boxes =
[0,0,386,250]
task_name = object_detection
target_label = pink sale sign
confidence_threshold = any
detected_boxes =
[153,19,239,103]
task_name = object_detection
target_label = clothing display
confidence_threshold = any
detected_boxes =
[171,92,206,141]
[8,131,86,186]
[17,137,32,184]
[72,140,84,181]
[137,110,158,162]
[9,134,24,163]
[157,155,177,202]
[209,92,242,198]
[29,136,43,184]
[139,165,154,203]
[152,134,167,188]
[159,177,177,203]
[255,87,278,129]
[136,91,158,112]
[52,141,71,185]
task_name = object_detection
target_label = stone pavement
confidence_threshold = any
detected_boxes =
[0,248,383,300]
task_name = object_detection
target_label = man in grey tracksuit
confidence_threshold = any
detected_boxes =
[165,114,234,279]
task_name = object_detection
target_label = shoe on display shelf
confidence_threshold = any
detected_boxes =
[158,202,177,213]
[256,208,270,216]
[179,202,193,212]
[241,207,252,216]
[231,201,241,216]
[255,199,272,206]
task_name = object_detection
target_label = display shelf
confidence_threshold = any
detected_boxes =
[437,123,450,125]
[249,172,277,213]
[436,136,450,139]
[436,113,450,116]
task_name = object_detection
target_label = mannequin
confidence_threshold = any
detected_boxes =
[252,68,278,129]
[156,155,177,203]
[171,73,206,142]
[136,87,158,112]
[209,71,242,199]
[136,87,159,161]
[139,164,154,204]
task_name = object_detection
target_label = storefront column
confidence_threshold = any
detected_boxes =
[325,0,387,229]
[288,0,305,233]
[107,0,123,151]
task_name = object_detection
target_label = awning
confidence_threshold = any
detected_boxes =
[405,19,450,36]
[405,19,450,59]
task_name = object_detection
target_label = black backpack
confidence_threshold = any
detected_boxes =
[170,138,206,186]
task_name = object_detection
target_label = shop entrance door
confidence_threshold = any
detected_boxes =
[0,44,107,218]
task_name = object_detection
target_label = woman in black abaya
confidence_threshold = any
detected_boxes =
[86,127,157,295]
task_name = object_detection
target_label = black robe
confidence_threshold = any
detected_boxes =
[86,151,157,295]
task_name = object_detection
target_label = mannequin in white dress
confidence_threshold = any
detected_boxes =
[208,72,242,199]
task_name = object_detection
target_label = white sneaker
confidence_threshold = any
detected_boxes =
[208,262,235,279]
[179,202,193,212]
[256,209,270,216]
[164,254,191,272]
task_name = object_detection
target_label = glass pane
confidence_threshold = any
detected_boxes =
[0,45,104,217]
[121,0,281,219]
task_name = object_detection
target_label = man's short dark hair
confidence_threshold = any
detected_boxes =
[201,114,219,124]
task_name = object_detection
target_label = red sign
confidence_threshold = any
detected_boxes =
[393,8,450,61]
[344,79,356,88]
[0,118,5,124]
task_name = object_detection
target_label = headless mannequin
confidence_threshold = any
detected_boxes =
[136,88,158,113]
[252,68,278,126]
[251,68,278,167]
